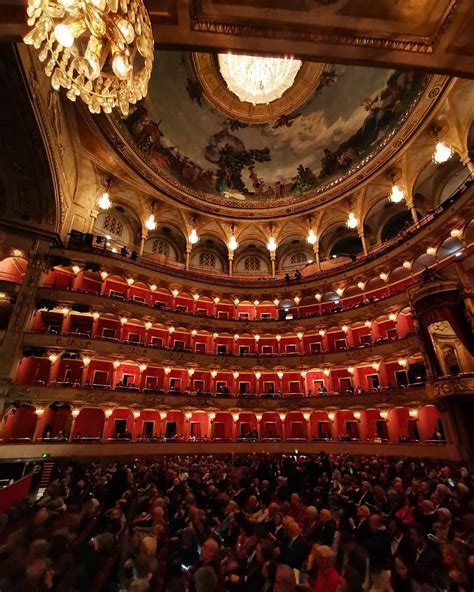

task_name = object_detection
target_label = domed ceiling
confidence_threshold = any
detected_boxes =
[101,50,448,217]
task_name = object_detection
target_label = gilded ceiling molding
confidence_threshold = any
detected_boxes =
[189,0,461,55]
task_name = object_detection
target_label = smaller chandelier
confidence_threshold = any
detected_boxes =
[389,184,405,203]
[189,228,199,245]
[24,0,154,115]
[228,235,238,251]
[98,190,112,210]
[346,211,358,229]
[218,53,302,105]
[432,142,453,164]
[145,214,157,231]
[266,236,278,252]
[307,229,317,245]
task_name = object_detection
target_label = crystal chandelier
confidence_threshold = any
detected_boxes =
[346,211,358,229]
[145,214,157,231]
[432,142,453,164]
[218,53,302,105]
[307,229,317,245]
[389,184,405,203]
[24,0,154,115]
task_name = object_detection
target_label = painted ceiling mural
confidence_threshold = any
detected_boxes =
[122,51,428,203]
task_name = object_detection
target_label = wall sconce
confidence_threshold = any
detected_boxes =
[328,412,335,421]
[133,410,140,419]
[323,368,330,376]
[336,288,344,297]
[164,367,171,375]
[409,408,418,418]
[61,306,70,316]
[403,261,412,270]
[341,325,349,333]
[300,370,307,378]
[315,293,322,301]
[353,411,361,419]
[191,329,197,337]
[48,353,58,364]
[35,407,45,416]
[234,298,240,306]
[82,357,91,367]
[233,371,240,379]
[145,321,153,330]
[276,334,282,342]
[126,278,135,286]
[319,329,326,337]
[105,408,113,418]
[388,313,397,322]
[379,272,388,282]
[294,296,301,305]
[273,299,280,306]
[185,412,192,420]
[398,358,408,367]
[193,293,200,301]
[139,364,147,373]
[279,413,286,421]
[209,412,216,420]
[72,265,81,275]
[254,299,260,306]
[303,412,311,421]
[213,332,219,339]
[277,371,284,379]
[450,228,462,238]
[213,297,220,304]
[255,372,261,380]
[211,370,218,378]
[113,360,121,369]
[364,320,372,328]
[187,368,195,377]
[254,334,261,342]
[168,326,175,334]
[120,316,128,325]
[357,281,365,290]
[380,410,388,419]
[92,311,100,320]
[72,407,80,418]
[234,334,239,341]
[372,362,380,372]
[232,413,240,422]
[100,271,108,280]
[150,284,157,291]
[172,289,179,297]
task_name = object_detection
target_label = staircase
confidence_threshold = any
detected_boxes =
[35,461,55,500]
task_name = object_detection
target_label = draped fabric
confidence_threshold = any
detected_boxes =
[415,291,474,370]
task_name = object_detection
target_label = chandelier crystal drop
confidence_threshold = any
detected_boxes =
[218,53,302,105]
[24,0,155,115]
[266,236,278,252]
[389,184,405,203]
[346,211,358,229]
[432,141,453,164]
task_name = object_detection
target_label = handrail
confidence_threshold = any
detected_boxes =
[62,177,472,288]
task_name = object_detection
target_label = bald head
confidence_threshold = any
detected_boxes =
[201,538,219,564]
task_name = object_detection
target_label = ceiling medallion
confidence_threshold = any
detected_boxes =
[193,52,325,124]
[24,0,154,115]
[217,54,302,106]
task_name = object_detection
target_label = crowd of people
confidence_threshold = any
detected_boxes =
[0,452,473,592]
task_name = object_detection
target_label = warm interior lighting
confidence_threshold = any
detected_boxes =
[341,325,349,333]
[150,284,157,291]
[189,228,199,245]
[145,214,157,231]
[273,299,280,306]
[297,331,304,339]
[139,364,147,372]
[277,371,284,379]
[307,229,317,245]
[24,0,154,114]
[294,296,300,305]
[82,357,91,366]
[347,366,355,374]
[403,261,412,270]
[328,412,335,420]
[191,329,197,336]
[100,271,108,280]
[323,368,330,376]
[364,320,372,328]
[432,142,453,164]
[98,190,112,210]
[120,316,128,325]
[319,329,326,336]
[276,334,282,341]
[234,299,240,305]
[426,247,436,256]
[187,368,194,376]
[266,235,278,252]
[234,334,239,340]
[218,53,302,105]
[315,293,322,301]
[254,299,260,306]
[49,353,58,363]
[164,367,171,374]
[193,293,200,300]
[168,326,175,333]
[398,358,408,367]
[133,410,140,419]
[255,372,261,379]
[113,360,120,369]
[72,408,80,418]
[60,306,70,316]
[214,297,220,304]
[233,371,240,379]
[145,321,152,330]
[35,407,44,416]
[126,278,134,286]
[353,411,361,419]
[92,311,100,320]
[300,370,307,378]
[372,362,380,371]
[388,313,397,322]
[379,272,388,282]
[172,289,179,297]
[379,410,388,419]
[389,184,405,203]
[212,332,219,339]
[357,281,365,290]
[451,228,462,238]
[228,234,239,251]
[72,265,81,274]
[346,211,358,229]
[211,370,218,378]
[336,288,344,297]
[254,334,261,341]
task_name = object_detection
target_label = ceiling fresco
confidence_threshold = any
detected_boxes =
[121,51,429,204]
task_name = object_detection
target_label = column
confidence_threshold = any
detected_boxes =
[314,244,321,271]
[228,250,234,276]
[139,233,147,255]
[185,247,191,270]
[406,194,419,223]
[358,229,368,256]
[461,154,474,178]
[0,247,50,383]
[270,252,276,278]
[81,360,92,385]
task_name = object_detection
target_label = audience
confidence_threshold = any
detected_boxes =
[0,452,472,592]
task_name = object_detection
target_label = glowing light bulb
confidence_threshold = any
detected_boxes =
[255,372,261,379]
[426,247,436,256]
[379,272,388,282]
[451,228,462,238]
[189,228,199,244]
[388,313,397,322]
[112,53,131,80]
[357,281,365,290]
[228,235,238,251]
[145,321,152,330]
[82,357,91,366]
[389,184,405,203]
[346,212,358,229]
[266,236,277,251]
[307,229,317,245]
[273,299,280,306]
[277,371,284,379]
[432,142,453,164]
[315,293,322,301]
[54,23,75,47]
[172,289,179,297]
[72,265,81,274]
[323,368,330,376]
[145,214,157,231]
[98,191,112,210]
[276,334,282,341]
[403,261,412,270]
[193,293,200,301]
[150,284,157,291]
[211,370,218,378]
[139,364,147,373]
[233,371,239,379]
[336,288,344,297]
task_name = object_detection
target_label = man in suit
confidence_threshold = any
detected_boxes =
[317,508,336,547]
[365,514,392,574]
[280,521,308,570]
[409,524,440,586]
[354,505,371,546]
[388,517,415,566]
